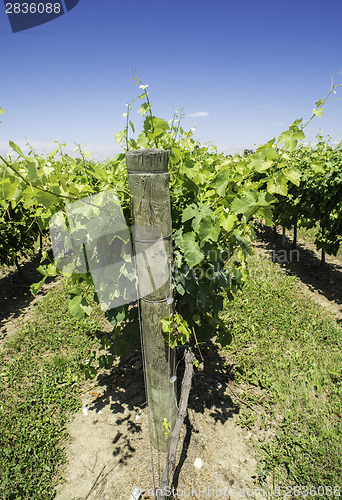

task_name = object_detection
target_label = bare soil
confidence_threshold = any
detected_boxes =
[54,343,269,500]
[254,224,342,321]
[1,227,342,500]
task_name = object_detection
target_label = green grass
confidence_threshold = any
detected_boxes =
[0,279,104,500]
[222,252,342,489]
[1,246,342,497]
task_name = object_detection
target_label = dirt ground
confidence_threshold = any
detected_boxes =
[253,225,342,321]
[1,227,342,500]
[54,343,269,500]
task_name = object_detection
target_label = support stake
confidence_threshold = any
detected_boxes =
[157,349,195,500]
[126,149,177,453]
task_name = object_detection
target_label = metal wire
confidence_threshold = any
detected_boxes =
[141,296,171,304]
[133,251,158,498]
[132,229,174,499]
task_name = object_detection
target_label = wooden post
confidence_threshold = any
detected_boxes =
[158,349,195,499]
[125,149,177,453]
[293,221,297,249]
[282,226,286,246]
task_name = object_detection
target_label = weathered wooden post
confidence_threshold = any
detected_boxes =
[125,149,177,453]
[282,226,286,246]
[293,221,297,249]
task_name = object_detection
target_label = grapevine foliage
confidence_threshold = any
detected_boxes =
[271,136,342,256]
[0,201,40,268]
[0,78,341,375]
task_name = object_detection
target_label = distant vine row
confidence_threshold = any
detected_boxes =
[269,136,342,264]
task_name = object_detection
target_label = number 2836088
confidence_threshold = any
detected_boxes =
[5,3,61,14]
[285,485,340,497]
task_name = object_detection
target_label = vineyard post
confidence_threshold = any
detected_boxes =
[282,226,286,246]
[125,149,177,453]
[293,220,297,249]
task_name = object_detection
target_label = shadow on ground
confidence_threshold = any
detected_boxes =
[0,248,57,339]
[56,331,256,499]
[84,337,239,478]
[254,225,342,316]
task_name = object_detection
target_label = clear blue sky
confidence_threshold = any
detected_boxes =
[1,0,342,161]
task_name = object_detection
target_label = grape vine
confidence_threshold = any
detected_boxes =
[0,77,341,375]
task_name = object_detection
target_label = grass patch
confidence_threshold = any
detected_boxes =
[0,279,104,500]
[222,252,342,488]
[1,244,342,497]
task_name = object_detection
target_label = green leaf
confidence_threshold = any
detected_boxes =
[46,262,57,276]
[98,354,114,369]
[35,190,57,209]
[257,206,273,225]
[253,159,273,173]
[0,178,17,200]
[233,230,251,254]
[114,130,125,145]
[198,216,221,243]
[136,133,149,148]
[181,161,211,186]
[170,147,181,163]
[216,328,232,347]
[312,108,324,118]
[9,141,26,158]
[256,191,275,207]
[181,204,197,223]
[181,203,213,233]
[284,168,301,186]
[26,160,38,182]
[151,118,169,136]
[69,295,91,320]
[249,152,274,172]
[0,107,5,115]
[262,145,278,160]
[162,313,192,348]
[220,213,237,232]
[129,120,135,133]
[176,282,185,295]
[182,232,203,268]
[278,124,305,151]
[138,102,150,117]
[231,192,257,214]
[105,307,127,327]
[30,276,47,296]
[267,174,288,196]
[37,265,48,277]
[211,170,230,196]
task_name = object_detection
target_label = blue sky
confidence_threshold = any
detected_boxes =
[1,0,342,161]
